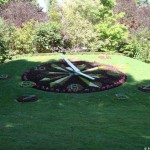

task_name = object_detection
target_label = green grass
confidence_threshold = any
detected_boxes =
[0,54,150,150]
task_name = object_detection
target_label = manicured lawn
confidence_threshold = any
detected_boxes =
[0,54,150,150]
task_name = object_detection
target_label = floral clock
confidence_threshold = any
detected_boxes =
[22,55,126,93]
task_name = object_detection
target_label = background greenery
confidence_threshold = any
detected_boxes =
[0,0,150,63]
[34,22,63,53]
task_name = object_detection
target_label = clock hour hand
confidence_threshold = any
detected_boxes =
[77,71,95,80]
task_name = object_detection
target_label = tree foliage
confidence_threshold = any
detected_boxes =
[0,0,47,27]
[0,0,9,4]
[61,0,128,51]
[13,20,37,54]
[137,0,150,6]
[0,0,149,63]
[61,0,101,50]
[34,22,63,53]
[0,18,14,63]
[64,0,102,24]
[47,0,61,24]
[115,0,150,34]
[115,0,150,62]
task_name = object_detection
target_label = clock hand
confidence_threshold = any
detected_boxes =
[77,71,95,80]
[65,67,74,72]
[61,54,95,80]
[61,54,80,73]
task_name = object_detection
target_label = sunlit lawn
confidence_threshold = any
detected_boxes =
[0,53,150,150]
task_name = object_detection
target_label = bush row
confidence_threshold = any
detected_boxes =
[0,19,64,63]
[0,0,149,63]
[0,17,149,63]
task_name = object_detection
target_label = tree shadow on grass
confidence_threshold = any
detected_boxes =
[0,58,149,103]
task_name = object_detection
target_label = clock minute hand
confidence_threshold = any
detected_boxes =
[61,54,80,72]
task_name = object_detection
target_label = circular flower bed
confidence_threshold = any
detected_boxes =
[22,60,127,93]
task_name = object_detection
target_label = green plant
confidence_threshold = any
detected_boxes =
[13,20,37,54]
[61,0,128,52]
[61,0,101,50]
[34,22,63,53]
[120,38,138,57]
[134,40,150,63]
[121,30,150,63]
[0,0,9,4]
[48,0,61,24]
[95,4,128,52]
[122,40,150,63]
[0,18,14,63]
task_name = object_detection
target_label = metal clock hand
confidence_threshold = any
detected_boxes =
[61,54,80,72]
[77,71,95,80]
[61,54,95,80]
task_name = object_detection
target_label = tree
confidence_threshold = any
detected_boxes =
[47,0,61,24]
[0,0,47,27]
[60,0,128,51]
[137,0,150,6]
[0,0,9,4]
[0,18,14,63]
[63,0,102,24]
[60,0,101,50]
[95,0,128,51]
[115,0,150,62]
[115,0,150,35]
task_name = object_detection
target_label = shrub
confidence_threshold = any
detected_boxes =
[120,38,138,57]
[121,33,150,63]
[13,20,37,54]
[114,0,150,63]
[134,42,150,63]
[0,18,14,63]
[34,22,63,53]
[95,11,128,52]
[134,30,150,63]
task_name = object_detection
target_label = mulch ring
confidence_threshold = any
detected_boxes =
[22,60,127,93]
